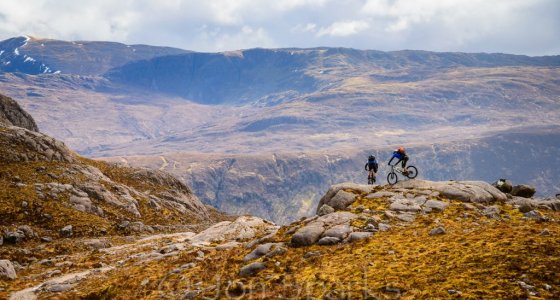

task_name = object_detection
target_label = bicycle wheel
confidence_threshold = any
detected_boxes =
[406,166,418,179]
[387,172,398,185]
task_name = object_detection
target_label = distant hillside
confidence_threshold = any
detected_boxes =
[0,36,189,75]
[105,47,560,104]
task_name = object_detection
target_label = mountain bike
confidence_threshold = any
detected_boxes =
[387,164,418,185]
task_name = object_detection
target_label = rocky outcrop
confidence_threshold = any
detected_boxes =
[0,94,39,132]
[316,183,373,213]
[392,180,507,203]
[0,126,74,163]
[0,260,17,280]
[189,216,278,246]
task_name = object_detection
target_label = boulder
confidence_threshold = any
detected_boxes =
[389,198,422,212]
[0,94,39,131]
[243,243,284,262]
[429,226,446,236]
[239,262,266,277]
[317,204,335,216]
[326,190,356,210]
[348,232,373,242]
[4,230,25,244]
[523,210,546,222]
[423,200,449,212]
[322,224,353,240]
[190,216,277,245]
[0,260,17,280]
[60,225,73,237]
[316,183,371,213]
[492,179,513,193]
[317,237,341,245]
[291,223,325,247]
[511,185,536,198]
[393,180,506,203]
[17,225,36,239]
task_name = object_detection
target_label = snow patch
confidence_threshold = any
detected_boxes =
[0,50,4,56]
[14,48,19,55]
[54,70,61,74]
[24,56,36,63]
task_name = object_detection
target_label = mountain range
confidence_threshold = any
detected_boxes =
[0,35,559,223]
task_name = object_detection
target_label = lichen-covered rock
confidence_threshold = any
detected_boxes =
[390,198,422,212]
[243,243,284,262]
[393,180,506,203]
[317,204,335,216]
[239,262,266,277]
[0,126,74,163]
[322,224,353,240]
[291,223,325,247]
[60,225,73,237]
[429,226,446,236]
[0,259,17,280]
[190,216,277,245]
[0,94,39,131]
[317,237,341,245]
[423,200,449,212]
[316,183,372,213]
[348,232,373,242]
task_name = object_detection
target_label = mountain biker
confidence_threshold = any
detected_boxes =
[364,155,378,184]
[388,147,409,175]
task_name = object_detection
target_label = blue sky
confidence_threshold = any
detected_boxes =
[1,0,559,55]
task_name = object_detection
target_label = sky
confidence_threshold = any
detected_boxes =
[0,0,559,55]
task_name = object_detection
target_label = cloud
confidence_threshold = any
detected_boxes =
[0,0,558,55]
[317,20,370,37]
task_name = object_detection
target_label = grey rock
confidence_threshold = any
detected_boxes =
[215,241,241,250]
[0,260,17,280]
[424,200,449,212]
[393,180,506,203]
[429,226,446,236]
[60,225,73,237]
[84,239,112,250]
[316,183,371,213]
[492,179,513,193]
[45,283,74,293]
[303,251,322,259]
[41,236,53,243]
[322,224,353,239]
[390,198,422,212]
[366,191,396,199]
[511,185,536,198]
[0,94,39,131]
[291,223,325,247]
[348,232,373,242]
[4,230,25,244]
[239,262,266,277]
[21,201,28,208]
[328,190,357,210]
[482,206,501,219]
[17,225,36,239]
[364,224,377,232]
[317,204,335,216]
[523,210,546,221]
[317,237,341,245]
[378,223,391,231]
[244,243,284,262]
[539,229,551,236]
[396,213,416,222]
[509,197,536,213]
[316,211,358,227]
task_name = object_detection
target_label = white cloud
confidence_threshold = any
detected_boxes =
[317,20,370,37]
[0,0,558,55]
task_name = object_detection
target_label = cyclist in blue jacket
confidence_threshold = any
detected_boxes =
[364,155,378,184]
[388,147,409,174]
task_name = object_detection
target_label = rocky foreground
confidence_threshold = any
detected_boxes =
[1,93,560,299]
[2,178,559,299]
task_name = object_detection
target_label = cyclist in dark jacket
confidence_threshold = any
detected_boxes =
[365,155,378,184]
[388,147,409,173]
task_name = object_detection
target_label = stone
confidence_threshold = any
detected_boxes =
[492,179,513,193]
[239,262,266,277]
[316,183,371,213]
[317,204,335,216]
[303,251,322,259]
[366,191,396,199]
[215,241,241,251]
[317,237,341,245]
[423,200,449,212]
[389,198,422,212]
[539,229,551,236]
[322,224,353,240]
[348,232,373,242]
[0,260,17,280]
[60,225,73,237]
[482,206,501,219]
[378,223,391,231]
[41,236,53,243]
[396,213,416,222]
[17,225,36,239]
[84,239,112,250]
[429,226,446,236]
[4,230,25,244]
[243,243,284,262]
[291,223,325,247]
[511,184,536,198]
[328,190,357,210]
[45,283,74,293]
[509,197,536,213]
[523,210,546,222]
[190,216,278,245]
[21,201,28,208]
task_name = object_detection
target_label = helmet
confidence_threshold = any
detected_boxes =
[398,147,405,153]
[368,154,375,160]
